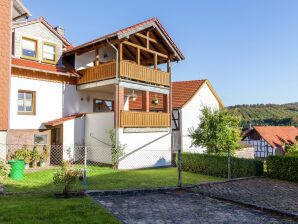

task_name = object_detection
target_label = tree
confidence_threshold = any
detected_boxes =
[189,107,241,155]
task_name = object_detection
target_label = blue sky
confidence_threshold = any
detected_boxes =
[23,0,298,106]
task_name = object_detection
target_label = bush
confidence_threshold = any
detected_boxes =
[266,156,298,182]
[53,161,83,195]
[181,153,263,178]
[0,159,10,183]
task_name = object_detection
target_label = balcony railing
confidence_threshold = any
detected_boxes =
[120,111,171,128]
[119,61,170,86]
[76,60,170,86]
[77,61,116,84]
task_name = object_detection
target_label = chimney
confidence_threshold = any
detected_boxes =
[55,26,65,36]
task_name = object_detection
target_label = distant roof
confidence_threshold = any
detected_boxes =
[65,17,184,61]
[11,58,77,76]
[12,17,71,46]
[250,126,298,148]
[129,79,223,110]
[43,113,85,126]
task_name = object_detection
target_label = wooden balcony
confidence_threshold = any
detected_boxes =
[119,61,170,86]
[120,111,170,128]
[77,61,116,84]
[76,60,170,86]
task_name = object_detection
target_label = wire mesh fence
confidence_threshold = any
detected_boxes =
[0,143,180,194]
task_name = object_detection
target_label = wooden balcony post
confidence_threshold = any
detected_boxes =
[142,91,150,112]
[154,53,158,69]
[115,85,125,127]
[95,49,100,66]
[167,58,171,73]
[163,94,170,113]
[136,47,140,65]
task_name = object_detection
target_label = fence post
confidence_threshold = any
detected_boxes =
[228,145,231,180]
[178,148,182,187]
[83,146,87,193]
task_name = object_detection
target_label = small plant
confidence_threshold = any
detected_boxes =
[53,161,82,196]
[39,145,50,167]
[0,159,10,183]
[31,146,40,168]
[107,129,125,169]
[14,145,31,168]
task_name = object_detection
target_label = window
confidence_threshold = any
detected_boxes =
[43,42,57,63]
[22,37,38,59]
[34,134,47,144]
[93,99,113,112]
[18,90,36,114]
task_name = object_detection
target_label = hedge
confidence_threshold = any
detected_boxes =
[266,156,298,182]
[181,153,263,178]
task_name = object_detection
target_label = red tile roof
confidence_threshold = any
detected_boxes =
[12,17,71,46]
[43,113,86,126]
[11,58,76,75]
[254,126,298,148]
[172,80,206,109]
[129,79,223,110]
[65,18,184,60]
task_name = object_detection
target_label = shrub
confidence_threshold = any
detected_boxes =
[14,145,31,164]
[181,153,263,178]
[0,160,10,183]
[53,161,83,195]
[266,156,298,182]
[107,129,125,169]
[31,146,40,167]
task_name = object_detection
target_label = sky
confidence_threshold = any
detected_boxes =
[23,0,298,106]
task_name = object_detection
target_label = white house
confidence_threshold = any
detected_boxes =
[1,7,186,169]
[171,80,223,153]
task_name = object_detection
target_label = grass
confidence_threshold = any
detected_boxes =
[1,166,223,223]
[0,194,120,224]
[4,166,223,193]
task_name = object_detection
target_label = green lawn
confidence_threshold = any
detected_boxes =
[1,166,223,223]
[0,194,120,224]
[4,166,223,193]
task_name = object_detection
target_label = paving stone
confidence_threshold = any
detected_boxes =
[192,178,298,217]
[92,190,296,224]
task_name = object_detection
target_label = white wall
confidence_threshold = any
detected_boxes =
[181,83,220,153]
[63,117,85,161]
[63,85,114,116]
[75,46,116,70]
[118,129,171,169]
[10,76,64,129]
[84,112,114,164]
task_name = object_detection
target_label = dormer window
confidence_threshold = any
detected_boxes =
[42,42,57,63]
[21,37,38,60]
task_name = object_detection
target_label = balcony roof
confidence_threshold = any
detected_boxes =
[64,18,184,61]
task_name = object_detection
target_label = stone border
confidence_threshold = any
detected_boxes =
[86,176,263,196]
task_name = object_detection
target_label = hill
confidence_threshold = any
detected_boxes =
[228,102,298,127]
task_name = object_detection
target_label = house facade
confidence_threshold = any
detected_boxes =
[0,1,186,169]
[170,80,223,153]
[242,126,298,159]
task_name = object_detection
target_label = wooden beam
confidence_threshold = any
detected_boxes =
[123,45,135,61]
[136,32,158,44]
[167,58,171,73]
[154,53,158,69]
[131,35,150,60]
[123,41,168,59]
[136,47,140,65]
[95,48,99,66]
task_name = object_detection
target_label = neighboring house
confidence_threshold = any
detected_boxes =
[0,2,185,169]
[171,80,223,153]
[242,126,298,159]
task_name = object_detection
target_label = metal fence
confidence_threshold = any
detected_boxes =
[0,143,181,194]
